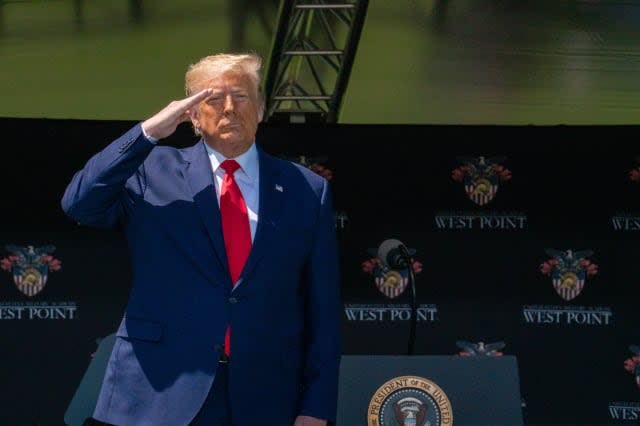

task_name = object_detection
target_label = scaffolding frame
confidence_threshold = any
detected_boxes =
[262,0,369,124]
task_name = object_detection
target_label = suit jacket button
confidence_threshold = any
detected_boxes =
[228,297,238,304]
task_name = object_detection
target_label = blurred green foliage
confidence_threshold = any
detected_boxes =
[1,0,640,124]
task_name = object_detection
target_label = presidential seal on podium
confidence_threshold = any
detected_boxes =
[367,375,453,426]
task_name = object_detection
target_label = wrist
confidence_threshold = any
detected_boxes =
[141,123,159,144]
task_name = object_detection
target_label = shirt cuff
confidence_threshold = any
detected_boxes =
[141,125,159,144]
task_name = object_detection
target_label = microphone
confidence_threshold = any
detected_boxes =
[377,238,418,356]
[377,238,410,269]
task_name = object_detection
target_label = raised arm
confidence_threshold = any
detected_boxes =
[61,88,212,228]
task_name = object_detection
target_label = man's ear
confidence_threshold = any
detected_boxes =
[189,107,200,128]
[258,102,265,122]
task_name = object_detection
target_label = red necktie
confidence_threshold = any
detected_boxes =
[219,159,251,357]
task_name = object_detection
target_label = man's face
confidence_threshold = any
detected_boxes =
[192,71,263,157]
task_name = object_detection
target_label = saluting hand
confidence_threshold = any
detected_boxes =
[141,88,213,140]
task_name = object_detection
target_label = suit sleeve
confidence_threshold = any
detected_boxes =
[299,178,342,423]
[61,123,154,229]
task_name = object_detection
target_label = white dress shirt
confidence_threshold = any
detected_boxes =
[140,126,259,241]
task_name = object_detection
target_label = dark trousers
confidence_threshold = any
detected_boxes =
[190,362,232,426]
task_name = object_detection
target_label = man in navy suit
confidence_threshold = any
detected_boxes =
[61,52,341,426]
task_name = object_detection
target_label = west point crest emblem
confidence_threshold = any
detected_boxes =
[451,156,512,206]
[624,345,640,389]
[285,154,334,181]
[368,376,453,426]
[456,340,505,357]
[539,248,598,301]
[629,158,640,183]
[362,250,423,299]
[0,244,61,297]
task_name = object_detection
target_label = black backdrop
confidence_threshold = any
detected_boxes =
[1,117,639,425]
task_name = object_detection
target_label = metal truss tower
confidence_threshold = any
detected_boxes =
[262,0,369,124]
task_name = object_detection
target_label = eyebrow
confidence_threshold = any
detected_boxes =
[210,88,248,94]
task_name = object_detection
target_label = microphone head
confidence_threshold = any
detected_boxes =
[377,239,406,269]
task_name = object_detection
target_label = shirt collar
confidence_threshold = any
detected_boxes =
[205,141,258,181]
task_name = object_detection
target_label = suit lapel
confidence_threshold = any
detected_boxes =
[237,148,284,285]
[182,141,230,279]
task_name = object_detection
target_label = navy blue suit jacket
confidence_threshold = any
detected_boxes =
[61,124,341,426]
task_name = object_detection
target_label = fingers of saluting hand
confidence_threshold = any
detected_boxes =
[165,88,214,123]
[182,88,213,113]
[142,88,213,141]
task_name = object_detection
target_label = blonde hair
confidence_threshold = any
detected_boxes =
[185,52,264,136]
[185,52,263,97]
